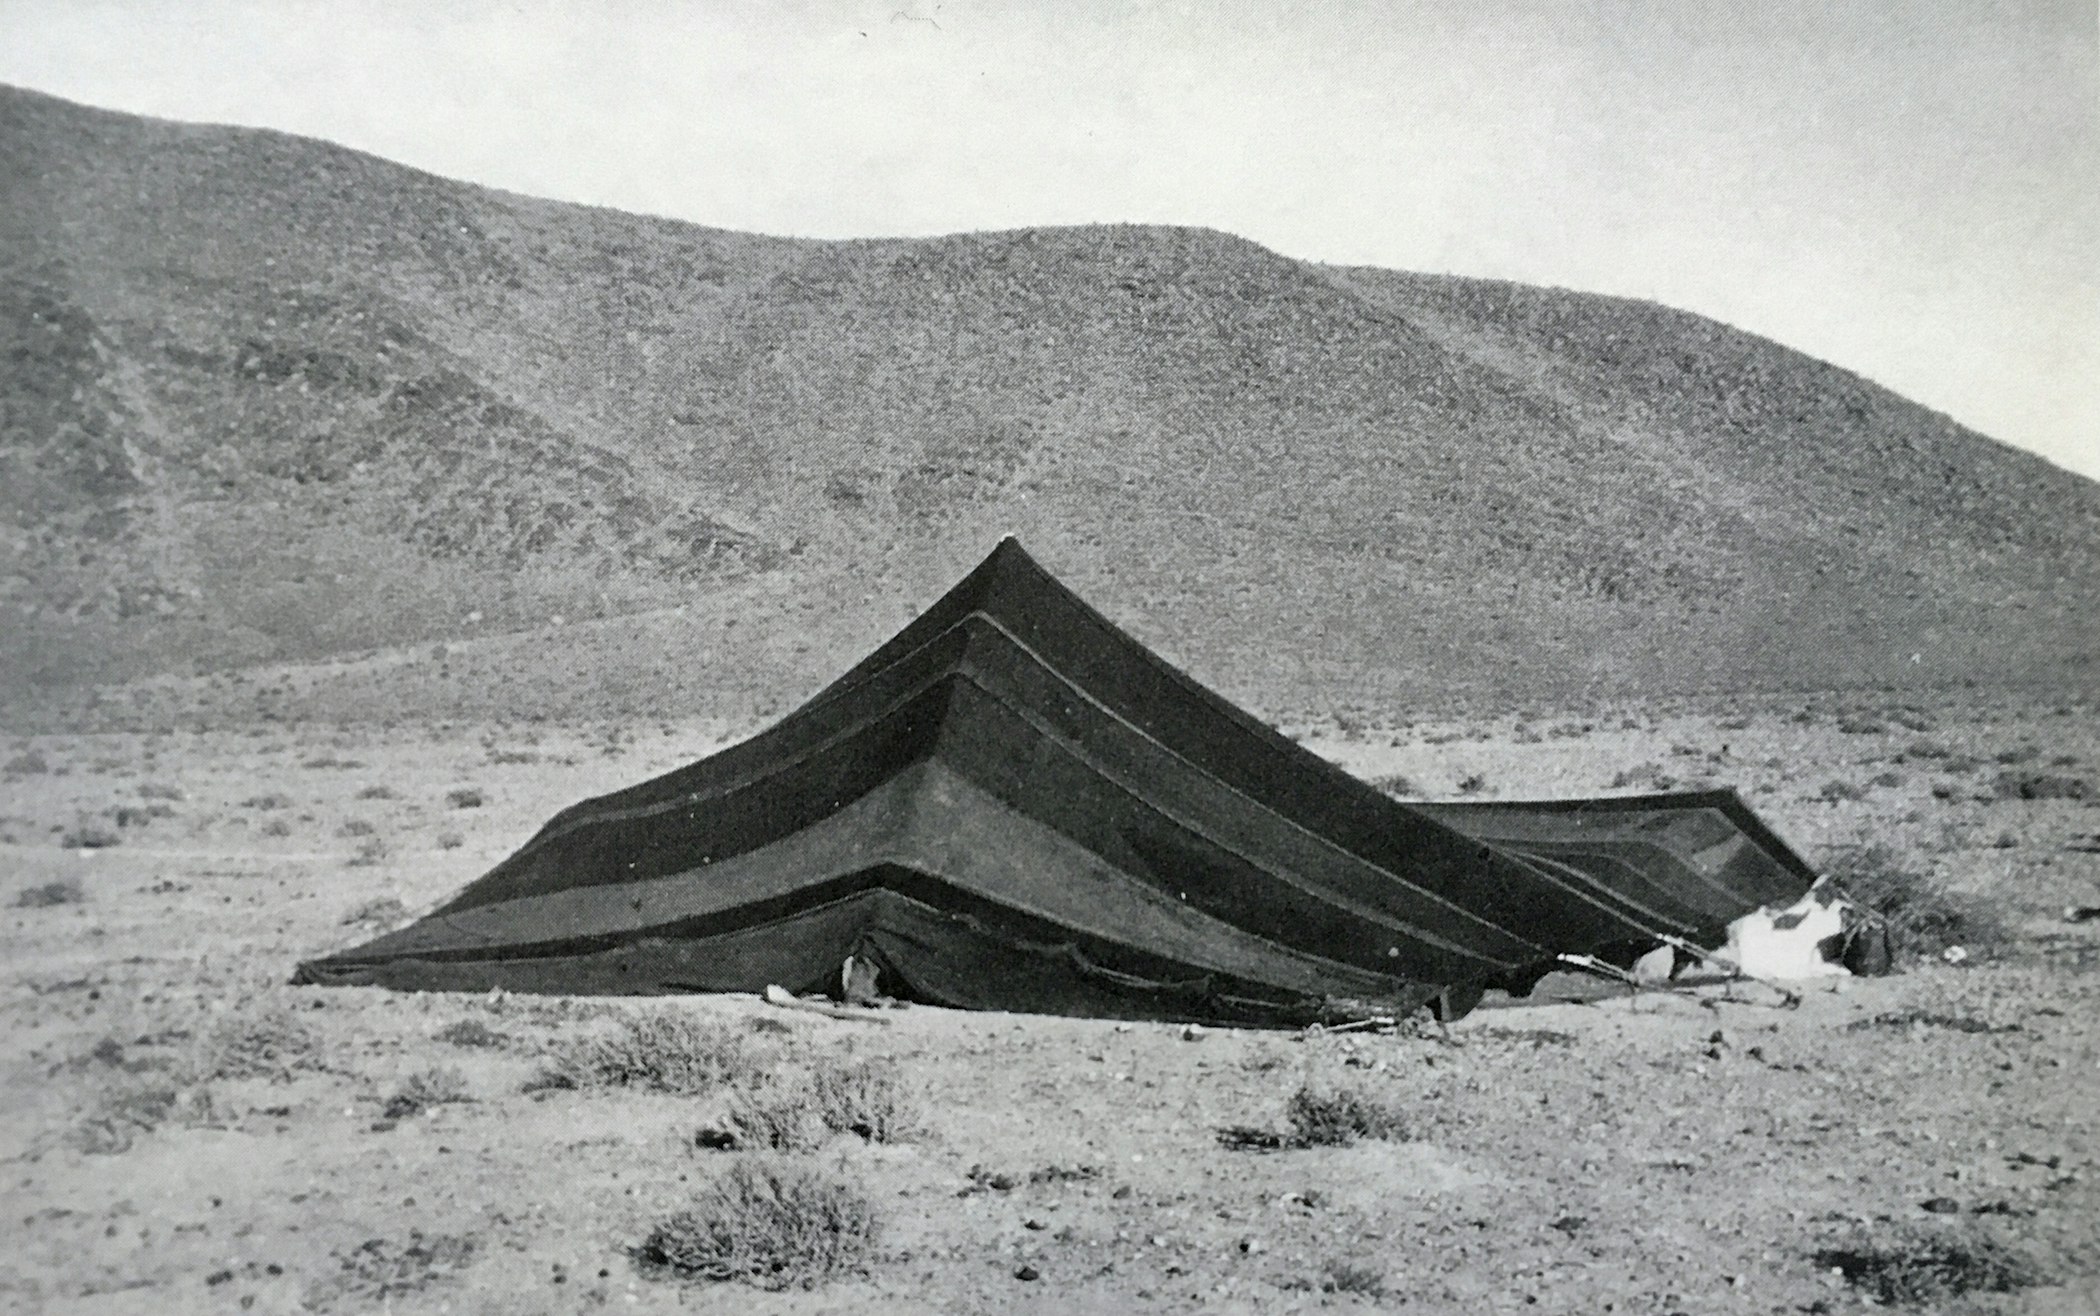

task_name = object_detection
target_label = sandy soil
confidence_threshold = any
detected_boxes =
[3,692,2097,1314]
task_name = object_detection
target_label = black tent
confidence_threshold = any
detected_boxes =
[296,540,1816,1023]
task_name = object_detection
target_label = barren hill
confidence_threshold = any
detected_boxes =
[3,85,2095,726]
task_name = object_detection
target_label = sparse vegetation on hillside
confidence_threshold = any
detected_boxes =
[4,85,2097,727]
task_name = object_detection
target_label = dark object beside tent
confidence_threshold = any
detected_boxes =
[296,540,1816,1023]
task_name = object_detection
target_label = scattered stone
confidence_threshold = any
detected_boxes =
[1014,1264,1040,1282]
[1921,1197,1961,1214]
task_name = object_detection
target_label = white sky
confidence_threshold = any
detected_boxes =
[4,0,2096,479]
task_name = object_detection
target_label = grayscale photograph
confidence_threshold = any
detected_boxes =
[1,2,2095,1311]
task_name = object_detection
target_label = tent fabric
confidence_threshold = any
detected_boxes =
[295,539,1819,1024]
[1414,792,1820,958]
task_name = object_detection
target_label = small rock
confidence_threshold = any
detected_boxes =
[1014,1264,1039,1282]
[1238,1236,1265,1254]
[1180,1023,1206,1041]
[1024,1218,1047,1231]
[1921,1197,1961,1214]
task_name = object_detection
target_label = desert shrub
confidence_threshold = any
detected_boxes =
[261,818,293,838]
[811,1058,912,1142]
[312,1232,478,1309]
[486,749,539,765]
[356,784,397,801]
[60,815,121,849]
[74,1080,219,1154]
[243,792,291,810]
[3,749,51,775]
[1814,1227,2040,1305]
[1869,770,1906,789]
[1216,1124,1289,1151]
[16,875,84,908]
[436,831,465,850]
[1455,772,1487,795]
[445,787,485,809]
[1846,1010,2018,1036]
[1906,740,1952,760]
[1821,845,2010,961]
[199,1008,319,1080]
[1320,1260,1387,1296]
[722,1088,827,1152]
[1285,1085,1413,1147]
[1993,771,2090,802]
[1816,779,1866,804]
[383,1066,472,1118]
[1837,716,1886,735]
[636,1158,880,1289]
[301,755,366,770]
[1365,772,1419,798]
[434,1019,508,1049]
[531,1013,757,1094]
[111,803,173,828]
[346,836,389,868]
[1611,763,1676,791]
[1993,745,2041,765]
[341,896,407,927]
[137,782,184,800]
[337,818,377,837]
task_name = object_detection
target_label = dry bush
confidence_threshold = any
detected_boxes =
[199,1008,320,1080]
[1365,772,1419,798]
[810,1058,912,1142]
[1814,1226,2040,1306]
[637,1158,880,1289]
[383,1066,472,1118]
[261,818,293,838]
[16,875,84,908]
[1993,771,2091,802]
[722,1088,827,1152]
[337,818,377,837]
[434,1019,508,1049]
[1822,845,2011,961]
[346,836,389,868]
[1226,1084,1416,1150]
[1817,779,1867,803]
[1610,762,1676,791]
[445,787,486,809]
[356,784,397,800]
[3,749,51,775]
[341,896,407,927]
[75,1080,219,1154]
[531,1013,758,1094]
[1320,1260,1387,1296]
[243,792,291,810]
[1285,1084,1414,1147]
[60,815,121,849]
[137,781,184,800]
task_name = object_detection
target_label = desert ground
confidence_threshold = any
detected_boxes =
[3,690,2097,1314]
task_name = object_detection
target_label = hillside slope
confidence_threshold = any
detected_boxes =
[2,85,2094,724]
